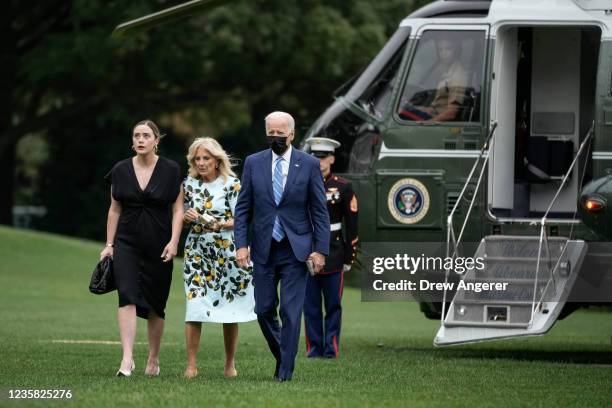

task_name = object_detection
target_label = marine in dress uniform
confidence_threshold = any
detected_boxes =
[302,137,358,358]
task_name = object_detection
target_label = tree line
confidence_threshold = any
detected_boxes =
[2,0,431,240]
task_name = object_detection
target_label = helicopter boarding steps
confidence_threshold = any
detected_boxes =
[434,235,586,346]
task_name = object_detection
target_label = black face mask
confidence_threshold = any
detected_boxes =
[267,136,289,155]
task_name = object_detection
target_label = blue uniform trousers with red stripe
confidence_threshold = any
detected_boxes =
[303,271,344,358]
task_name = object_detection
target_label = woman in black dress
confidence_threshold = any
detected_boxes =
[100,119,184,377]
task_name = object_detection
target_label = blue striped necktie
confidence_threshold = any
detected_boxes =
[272,156,285,241]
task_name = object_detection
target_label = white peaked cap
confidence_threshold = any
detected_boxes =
[305,137,341,152]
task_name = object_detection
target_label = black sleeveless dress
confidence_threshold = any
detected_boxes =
[105,156,183,319]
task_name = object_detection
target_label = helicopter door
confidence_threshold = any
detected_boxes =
[489,26,601,219]
[377,25,489,234]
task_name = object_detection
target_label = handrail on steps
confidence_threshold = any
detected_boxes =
[529,122,594,326]
[441,121,498,324]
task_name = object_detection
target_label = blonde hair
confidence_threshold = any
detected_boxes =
[186,137,236,181]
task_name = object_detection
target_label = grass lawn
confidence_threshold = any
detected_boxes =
[0,225,611,407]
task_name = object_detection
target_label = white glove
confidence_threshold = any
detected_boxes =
[342,264,351,273]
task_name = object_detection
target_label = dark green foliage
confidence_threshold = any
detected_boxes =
[7,0,426,239]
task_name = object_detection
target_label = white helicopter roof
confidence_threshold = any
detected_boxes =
[573,0,612,10]
[400,0,612,39]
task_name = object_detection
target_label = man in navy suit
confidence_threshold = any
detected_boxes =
[234,111,330,381]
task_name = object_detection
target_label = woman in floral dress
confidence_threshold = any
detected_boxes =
[182,137,256,379]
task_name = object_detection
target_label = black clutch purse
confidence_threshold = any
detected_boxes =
[89,256,116,294]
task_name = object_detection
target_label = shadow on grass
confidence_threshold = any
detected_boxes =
[368,345,612,365]
[437,348,612,365]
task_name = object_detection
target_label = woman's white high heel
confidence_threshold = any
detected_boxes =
[116,361,135,377]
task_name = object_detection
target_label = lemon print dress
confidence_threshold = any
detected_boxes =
[183,175,256,323]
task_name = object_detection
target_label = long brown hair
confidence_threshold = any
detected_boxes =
[133,119,164,139]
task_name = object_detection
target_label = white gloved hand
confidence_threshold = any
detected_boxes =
[342,264,351,273]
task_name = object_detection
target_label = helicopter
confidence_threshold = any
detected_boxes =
[114,0,612,346]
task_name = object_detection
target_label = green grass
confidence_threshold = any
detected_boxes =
[0,225,611,407]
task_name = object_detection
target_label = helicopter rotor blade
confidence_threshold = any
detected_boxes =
[112,0,235,39]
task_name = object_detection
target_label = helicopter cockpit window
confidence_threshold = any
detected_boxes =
[397,30,486,123]
[344,27,411,120]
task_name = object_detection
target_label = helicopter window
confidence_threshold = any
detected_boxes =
[344,27,411,120]
[397,30,486,123]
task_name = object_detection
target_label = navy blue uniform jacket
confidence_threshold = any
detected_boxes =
[234,148,330,264]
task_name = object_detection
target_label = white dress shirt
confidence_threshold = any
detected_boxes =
[271,145,292,189]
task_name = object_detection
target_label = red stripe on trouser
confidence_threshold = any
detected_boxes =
[304,320,311,354]
[333,335,339,358]
[336,272,344,358]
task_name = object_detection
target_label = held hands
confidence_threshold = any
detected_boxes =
[100,246,113,261]
[161,241,178,263]
[309,252,325,274]
[236,247,251,269]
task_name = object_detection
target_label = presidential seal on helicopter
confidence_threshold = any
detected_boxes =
[388,178,430,224]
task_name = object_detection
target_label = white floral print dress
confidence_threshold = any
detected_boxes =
[183,175,256,323]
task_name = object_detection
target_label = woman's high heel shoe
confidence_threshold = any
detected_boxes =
[116,361,135,377]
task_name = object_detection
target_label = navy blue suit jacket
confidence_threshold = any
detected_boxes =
[234,147,330,264]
